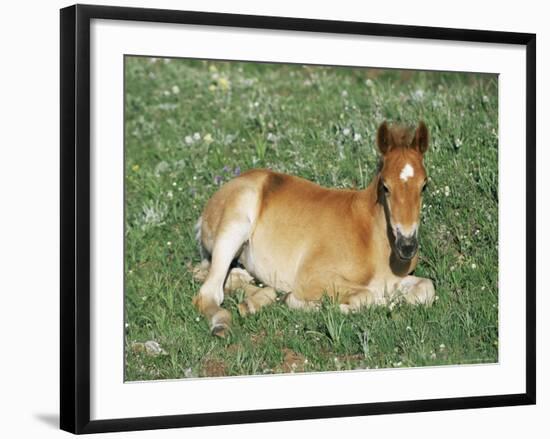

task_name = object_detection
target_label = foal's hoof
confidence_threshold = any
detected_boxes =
[211,324,229,338]
[237,301,250,317]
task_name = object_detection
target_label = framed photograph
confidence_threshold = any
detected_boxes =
[60,4,536,434]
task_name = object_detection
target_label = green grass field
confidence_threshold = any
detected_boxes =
[124,56,498,380]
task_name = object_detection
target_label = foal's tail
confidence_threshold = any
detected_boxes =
[187,216,210,281]
[194,216,210,262]
[194,216,203,243]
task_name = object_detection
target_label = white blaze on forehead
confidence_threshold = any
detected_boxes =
[400,163,414,182]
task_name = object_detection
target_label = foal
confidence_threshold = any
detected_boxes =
[193,121,435,336]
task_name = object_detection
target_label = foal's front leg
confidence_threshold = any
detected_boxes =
[338,287,383,314]
[398,276,436,305]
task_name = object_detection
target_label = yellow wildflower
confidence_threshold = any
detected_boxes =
[218,77,230,92]
[204,133,214,145]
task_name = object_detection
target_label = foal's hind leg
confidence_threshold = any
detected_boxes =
[190,264,254,294]
[237,285,277,317]
[192,262,277,317]
[192,212,253,337]
[224,267,254,293]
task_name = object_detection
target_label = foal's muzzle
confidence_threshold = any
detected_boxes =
[395,230,418,260]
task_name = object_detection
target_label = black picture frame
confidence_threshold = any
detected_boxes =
[60,4,536,434]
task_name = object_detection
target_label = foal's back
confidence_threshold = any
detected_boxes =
[216,170,374,292]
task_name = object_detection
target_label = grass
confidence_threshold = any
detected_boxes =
[124,56,498,380]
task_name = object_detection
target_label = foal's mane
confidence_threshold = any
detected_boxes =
[376,123,416,173]
[387,123,415,149]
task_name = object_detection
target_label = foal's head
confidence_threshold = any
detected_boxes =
[376,121,429,261]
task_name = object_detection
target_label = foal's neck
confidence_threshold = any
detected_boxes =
[353,173,384,222]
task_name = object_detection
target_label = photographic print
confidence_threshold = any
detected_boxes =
[124,57,499,381]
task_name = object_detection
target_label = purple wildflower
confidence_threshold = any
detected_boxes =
[234,166,241,176]
[214,175,223,185]
[222,165,232,173]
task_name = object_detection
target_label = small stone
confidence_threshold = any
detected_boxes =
[184,367,195,378]
[132,340,167,356]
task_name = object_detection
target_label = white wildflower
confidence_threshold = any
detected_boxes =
[184,135,193,145]
[342,128,351,136]
[171,85,180,94]
[193,132,201,141]
[353,133,362,142]
[444,186,450,197]
[413,89,425,100]
[154,161,170,177]
[157,103,178,111]
[365,79,374,87]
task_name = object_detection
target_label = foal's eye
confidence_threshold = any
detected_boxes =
[383,183,390,194]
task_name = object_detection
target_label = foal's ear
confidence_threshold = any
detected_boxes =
[411,121,429,154]
[377,121,391,155]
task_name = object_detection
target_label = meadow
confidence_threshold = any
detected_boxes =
[124,56,498,380]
